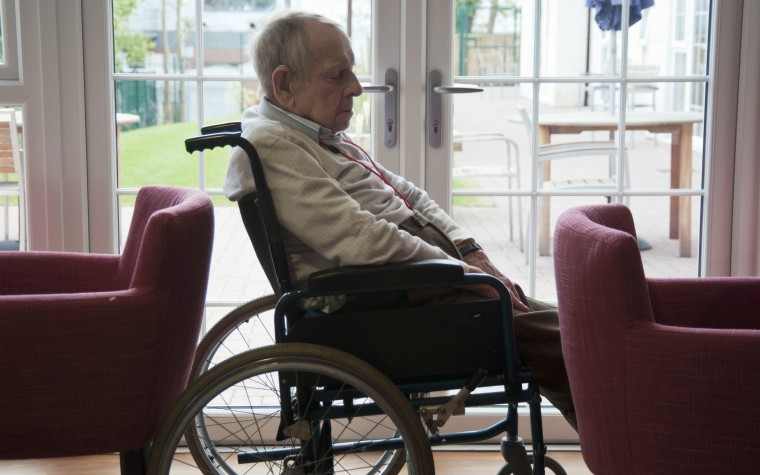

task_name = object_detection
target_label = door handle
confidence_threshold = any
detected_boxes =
[361,69,398,148]
[428,69,483,148]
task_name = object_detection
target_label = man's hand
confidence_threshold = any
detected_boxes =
[462,251,531,313]
[461,264,501,300]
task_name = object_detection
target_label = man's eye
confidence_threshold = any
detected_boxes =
[328,67,356,80]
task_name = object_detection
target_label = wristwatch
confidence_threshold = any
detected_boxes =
[458,242,483,256]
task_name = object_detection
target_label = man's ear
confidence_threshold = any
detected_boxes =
[271,65,296,109]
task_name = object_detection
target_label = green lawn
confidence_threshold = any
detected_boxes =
[119,119,233,205]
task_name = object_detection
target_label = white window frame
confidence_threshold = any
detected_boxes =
[703,0,760,276]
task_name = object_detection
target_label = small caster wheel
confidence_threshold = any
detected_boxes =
[498,453,567,475]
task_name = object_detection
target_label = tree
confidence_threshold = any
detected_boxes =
[486,0,518,34]
[161,0,186,123]
[456,0,481,34]
[113,0,154,70]
[457,0,519,34]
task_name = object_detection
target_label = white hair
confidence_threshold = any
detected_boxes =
[252,11,346,101]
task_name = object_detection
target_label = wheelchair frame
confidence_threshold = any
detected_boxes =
[146,123,566,475]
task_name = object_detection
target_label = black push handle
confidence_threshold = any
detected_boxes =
[185,131,241,154]
[185,122,243,154]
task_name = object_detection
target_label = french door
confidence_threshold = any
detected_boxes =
[93,0,713,303]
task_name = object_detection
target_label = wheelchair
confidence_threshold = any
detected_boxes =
[146,123,567,474]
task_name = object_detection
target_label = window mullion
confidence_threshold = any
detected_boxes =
[195,0,206,191]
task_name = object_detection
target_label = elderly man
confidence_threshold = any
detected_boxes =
[224,11,576,431]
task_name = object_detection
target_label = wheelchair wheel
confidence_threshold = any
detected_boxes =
[150,343,434,475]
[191,294,278,378]
[187,296,407,474]
[498,453,567,475]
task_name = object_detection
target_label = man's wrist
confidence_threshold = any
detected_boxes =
[459,242,483,256]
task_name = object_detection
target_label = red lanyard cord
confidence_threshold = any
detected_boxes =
[320,139,413,210]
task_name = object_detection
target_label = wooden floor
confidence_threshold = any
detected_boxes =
[434,450,592,474]
[0,449,592,474]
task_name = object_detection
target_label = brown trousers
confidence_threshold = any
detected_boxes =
[398,216,577,430]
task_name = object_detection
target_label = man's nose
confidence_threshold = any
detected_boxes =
[348,71,363,96]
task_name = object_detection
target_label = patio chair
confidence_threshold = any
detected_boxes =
[517,106,628,256]
[553,203,760,474]
[626,64,660,111]
[453,131,523,250]
[0,186,214,474]
[588,64,660,112]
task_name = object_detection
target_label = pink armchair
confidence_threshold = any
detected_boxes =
[0,186,214,474]
[553,204,760,474]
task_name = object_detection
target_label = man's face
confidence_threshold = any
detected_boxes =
[289,23,363,132]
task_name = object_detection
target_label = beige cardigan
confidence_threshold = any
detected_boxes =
[224,101,472,309]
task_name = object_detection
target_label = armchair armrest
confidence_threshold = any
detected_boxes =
[0,252,121,295]
[307,259,465,294]
[647,277,760,329]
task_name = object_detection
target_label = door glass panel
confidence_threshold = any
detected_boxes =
[113,0,197,74]
[115,79,199,190]
[455,1,522,77]
[202,79,257,190]
[450,0,709,302]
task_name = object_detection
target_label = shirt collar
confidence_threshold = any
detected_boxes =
[258,99,342,143]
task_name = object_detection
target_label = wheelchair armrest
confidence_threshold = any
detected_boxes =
[308,259,465,294]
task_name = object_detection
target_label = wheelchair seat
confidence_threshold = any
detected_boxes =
[283,297,507,382]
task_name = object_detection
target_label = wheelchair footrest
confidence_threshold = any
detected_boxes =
[420,369,488,436]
